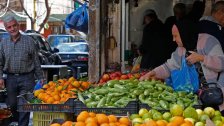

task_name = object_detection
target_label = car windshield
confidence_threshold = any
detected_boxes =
[57,43,89,53]
[48,35,85,47]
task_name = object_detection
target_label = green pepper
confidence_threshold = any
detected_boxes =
[133,89,144,96]
[155,83,167,89]
[107,80,120,87]
[78,91,85,104]
[97,97,106,107]
[106,95,112,104]
[94,89,108,95]
[85,98,92,103]
[114,84,126,90]
[108,92,125,97]
[159,100,169,110]
[182,98,192,103]
[162,96,176,102]
[152,92,160,98]
[146,101,157,107]
[86,101,98,108]
[139,94,146,103]
[177,99,185,109]
[111,97,120,102]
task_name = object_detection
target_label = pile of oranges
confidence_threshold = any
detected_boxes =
[50,121,74,126]
[50,111,131,126]
[76,111,130,126]
[34,77,91,104]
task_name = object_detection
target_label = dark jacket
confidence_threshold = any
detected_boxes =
[139,19,169,69]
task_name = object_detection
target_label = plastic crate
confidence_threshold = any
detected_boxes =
[17,93,75,112]
[50,119,65,125]
[33,112,72,126]
[74,100,138,116]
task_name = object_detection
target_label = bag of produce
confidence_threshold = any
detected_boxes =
[170,56,199,93]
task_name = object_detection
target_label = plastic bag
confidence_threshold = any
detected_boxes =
[131,56,142,73]
[65,3,88,33]
[170,56,199,93]
[34,80,42,91]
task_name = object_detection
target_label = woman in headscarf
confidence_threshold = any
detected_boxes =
[140,19,198,81]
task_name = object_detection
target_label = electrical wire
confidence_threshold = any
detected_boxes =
[9,8,28,18]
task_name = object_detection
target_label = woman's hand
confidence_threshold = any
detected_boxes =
[139,70,156,81]
[186,51,204,64]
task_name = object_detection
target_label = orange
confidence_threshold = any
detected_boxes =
[53,101,60,104]
[119,117,130,125]
[96,114,109,124]
[68,77,76,83]
[77,111,89,122]
[145,120,157,126]
[53,94,61,101]
[75,122,85,126]
[42,84,49,89]
[109,123,117,126]
[50,123,61,126]
[156,120,167,126]
[46,97,55,104]
[72,81,80,88]
[171,116,184,125]
[180,122,193,126]
[85,117,97,124]
[89,112,96,117]
[115,122,121,126]
[57,85,63,91]
[184,120,193,125]
[167,122,178,126]
[62,121,74,126]
[100,123,110,126]
[34,90,42,97]
[108,115,117,123]
[37,92,45,100]
[86,122,98,126]
[81,82,90,89]
[119,124,128,126]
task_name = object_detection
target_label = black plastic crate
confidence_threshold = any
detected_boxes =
[17,93,75,112]
[74,100,138,116]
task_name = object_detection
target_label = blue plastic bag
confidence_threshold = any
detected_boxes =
[170,56,199,93]
[65,3,88,33]
[34,80,42,91]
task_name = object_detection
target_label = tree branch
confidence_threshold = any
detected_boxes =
[19,0,35,29]
[38,0,51,32]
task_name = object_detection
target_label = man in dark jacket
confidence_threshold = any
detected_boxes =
[139,9,169,70]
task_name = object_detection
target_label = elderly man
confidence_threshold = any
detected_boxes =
[0,16,44,126]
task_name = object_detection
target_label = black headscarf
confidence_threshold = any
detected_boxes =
[175,19,199,51]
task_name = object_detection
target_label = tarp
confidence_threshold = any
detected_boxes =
[65,3,88,34]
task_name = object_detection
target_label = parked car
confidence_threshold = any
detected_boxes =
[55,42,89,78]
[47,34,86,47]
[24,33,62,65]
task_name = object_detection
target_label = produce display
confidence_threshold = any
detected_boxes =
[79,79,198,109]
[98,71,146,84]
[130,105,224,126]
[33,77,91,104]
[50,111,131,126]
